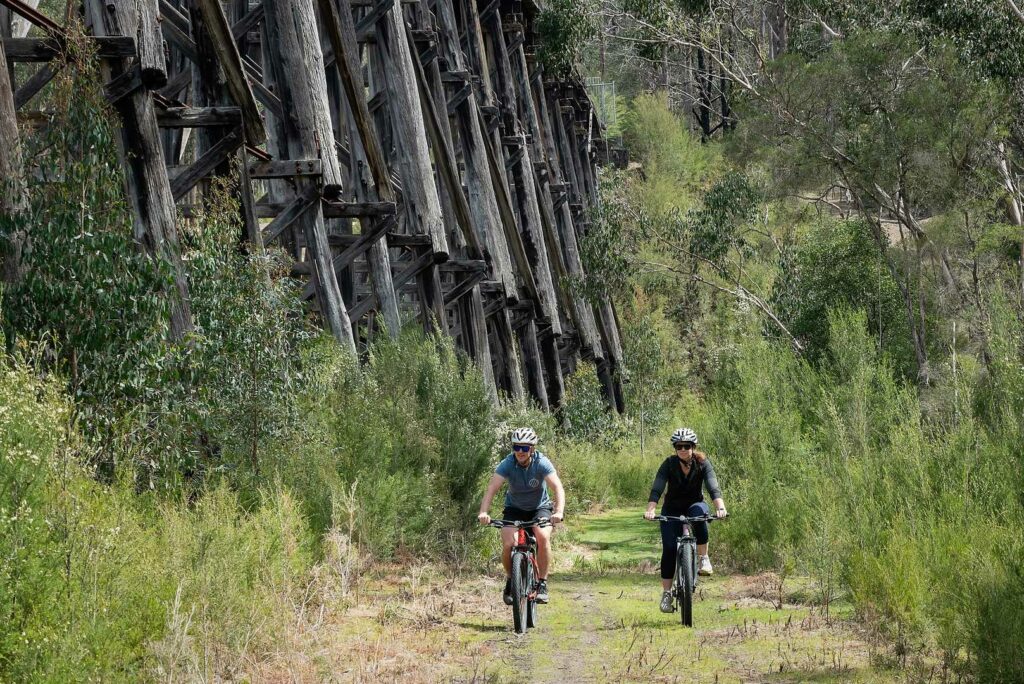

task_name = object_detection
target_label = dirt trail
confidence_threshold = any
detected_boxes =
[254,508,911,683]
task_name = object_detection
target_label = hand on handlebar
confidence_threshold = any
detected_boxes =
[715,506,728,519]
[477,512,491,526]
[551,512,563,524]
[643,508,656,521]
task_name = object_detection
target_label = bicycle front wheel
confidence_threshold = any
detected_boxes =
[526,562,538,628]
[511,552,529,633]
[677,542,694,627]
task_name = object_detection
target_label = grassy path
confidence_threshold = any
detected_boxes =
[461,508,899,683]
[264,508,909,682]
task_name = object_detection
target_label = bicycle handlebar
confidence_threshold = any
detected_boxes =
[487,517,553,528]
[646,514,727,523]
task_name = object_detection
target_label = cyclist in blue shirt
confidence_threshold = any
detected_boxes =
[478,427,565,605]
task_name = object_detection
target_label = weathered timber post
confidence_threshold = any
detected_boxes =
[537,80,605,366]
[492,308,526,401]
[433,0,516,299]
[485,10,560,335]
[0,34,27,287]
[321,0,402,336]
[368,0,448,259]
[470,286,499,403]
[88,0,195,341]
[518,318,550,411]
[262,0,356,352]
[540,331,566,415]
[187,0,265,251]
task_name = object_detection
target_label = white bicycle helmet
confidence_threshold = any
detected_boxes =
[511,427,539,445]
[670,427,698,445]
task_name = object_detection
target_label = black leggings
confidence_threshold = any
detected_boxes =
[659,502,710,580]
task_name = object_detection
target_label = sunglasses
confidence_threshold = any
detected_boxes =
[512,444,532,452]
[673,443,695,450]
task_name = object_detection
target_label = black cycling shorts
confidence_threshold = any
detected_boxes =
[501,506,553,523]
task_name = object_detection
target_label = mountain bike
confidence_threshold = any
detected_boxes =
[488,518,552,633]
[648,514,725,627]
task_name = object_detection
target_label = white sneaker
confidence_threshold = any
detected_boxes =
[659,590,674,613]
[698,555,713,576]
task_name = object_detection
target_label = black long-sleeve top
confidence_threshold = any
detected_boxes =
[648,456,723,513]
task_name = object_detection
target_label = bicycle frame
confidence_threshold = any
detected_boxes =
[647,513,725,627]
[513,528,541,602]
[488,518,551,633]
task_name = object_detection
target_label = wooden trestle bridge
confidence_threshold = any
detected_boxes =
[0,0,625,412]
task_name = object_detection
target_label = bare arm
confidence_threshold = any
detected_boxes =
[477,474,506,524]
[645,459,669,519]
[545,472,566,523]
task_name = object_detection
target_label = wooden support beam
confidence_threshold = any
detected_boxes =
[134,0,166,88]
[263,0,345,191]
[0,26,28,288]
[323,0,405,337]
[0,0,59,36]
[262,0,358,346]
[519,318,549,411]
[408,25,483,258]
[321,200,397,218]
[2,36,136,62]
[317,0,395,203]
[169,127,242,200]
[443,271,489,307]
[328,231,426,247]
[300,216,395,300]
[191,0,266,144]
[347,250,434,321]
[438,259,488,273]
[434,0,515,297]
[156,106,242,128]
[230,3,264,41]
[261,184,321,244]
[469,285,498,403]
[159,2,198,61]
[541,333,565,409]
[369,0,449,257]
[13,62,55,109]
[246,200,396,219]
[247,158,322,179]
[495,308,526,401]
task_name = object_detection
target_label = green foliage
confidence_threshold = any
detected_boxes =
[0,353,311,681]
[734,32,1008,211]
[2,53,170,422]
[675,172,759,264]
[272,329,497,559]
[561,362,619,442]
[772,218,913,371]
[536,0,597,76]
[135,183,315,492]
[623,94,721,214]
[577,169,640,301]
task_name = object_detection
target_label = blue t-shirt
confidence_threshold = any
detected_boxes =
[495,452,556,511]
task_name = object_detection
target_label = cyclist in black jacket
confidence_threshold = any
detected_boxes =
[643,427,728,613]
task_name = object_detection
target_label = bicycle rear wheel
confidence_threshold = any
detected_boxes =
[511,552,528,633]
[677,542,694,627]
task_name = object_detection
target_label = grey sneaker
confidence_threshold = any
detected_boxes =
[698,555,713,576]
[659,590,674,613]
[535,579,549,604]
[503,577,513,605]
